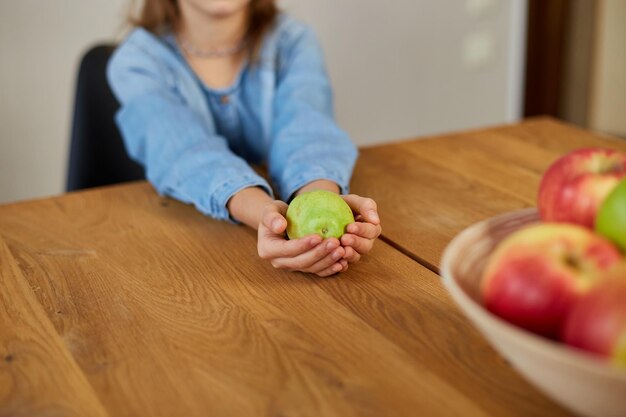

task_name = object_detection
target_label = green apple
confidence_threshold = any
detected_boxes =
[596,178,626,252]
[286,190,354,239]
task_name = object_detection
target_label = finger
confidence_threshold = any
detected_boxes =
[342,246,361,263]
[259,234,322,260]
[273,238,340,270]
[340,259,349,272]
[342,195,380,225]
[316,261,345,277]
[305,246,346,273]
[261,202,288,234]
[341,234,373,255]
[345,222,382,239]
[342,246,360,263]
[269,214,287,234]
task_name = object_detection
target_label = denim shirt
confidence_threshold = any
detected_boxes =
[107,15,358,221]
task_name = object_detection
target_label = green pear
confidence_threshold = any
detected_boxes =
[596,178,626,252]
[286,190,355,239]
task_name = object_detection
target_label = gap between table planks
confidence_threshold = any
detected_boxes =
[351,117,626,273]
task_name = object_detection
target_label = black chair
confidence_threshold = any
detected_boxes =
[66,45,144,191]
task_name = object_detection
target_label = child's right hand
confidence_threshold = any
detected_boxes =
[257,201,348,277]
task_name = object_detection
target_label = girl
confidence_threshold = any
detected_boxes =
[107,0,381,277]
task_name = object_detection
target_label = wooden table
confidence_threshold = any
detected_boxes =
[3,118,619,416]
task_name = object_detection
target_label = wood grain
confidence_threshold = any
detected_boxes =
[0,181,572,417]
[351,117,626,271]
[0,236,109,417]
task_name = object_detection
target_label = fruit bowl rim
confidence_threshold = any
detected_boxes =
[440,207,626,381]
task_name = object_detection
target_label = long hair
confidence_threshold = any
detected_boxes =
[130,0,278,60]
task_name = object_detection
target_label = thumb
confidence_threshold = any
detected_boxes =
[263,203,288,234]
[270,214,287,234]
[363,208,380,225]
[343,195,380,225]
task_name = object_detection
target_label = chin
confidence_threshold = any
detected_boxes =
[196,0,251,17]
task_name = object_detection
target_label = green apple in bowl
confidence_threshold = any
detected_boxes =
[596,178,626,252]
[286,190,354,239]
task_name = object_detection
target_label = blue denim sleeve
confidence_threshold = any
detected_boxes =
[268,26,358,201]
[107,37,273,222]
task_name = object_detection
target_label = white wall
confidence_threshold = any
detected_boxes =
[0,0,129,204]
[282,0,526,145]
[0,0,526,204]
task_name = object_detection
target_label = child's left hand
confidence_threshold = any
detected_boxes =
[339,194,382,266]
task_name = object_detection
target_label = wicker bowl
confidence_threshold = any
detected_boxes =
[440,208,626,417]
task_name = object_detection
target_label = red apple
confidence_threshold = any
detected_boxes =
[562,268,626,366]
[538,148,626,228]
[481,223,622,338]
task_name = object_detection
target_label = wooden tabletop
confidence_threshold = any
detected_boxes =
[0,118,606,416]
[351,117,626,273]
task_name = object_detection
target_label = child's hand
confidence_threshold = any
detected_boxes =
[257,201,348,277]
[340,195,382,264]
